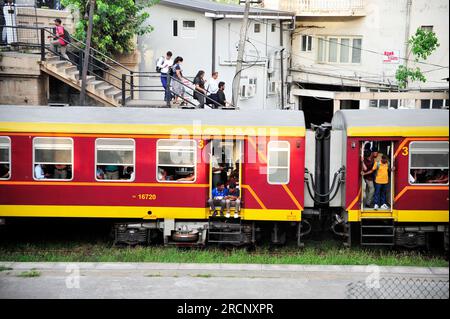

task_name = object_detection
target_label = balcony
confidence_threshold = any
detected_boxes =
[275,0,366,17]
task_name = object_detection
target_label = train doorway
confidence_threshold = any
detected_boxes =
[209,139,243,196]
[361,141,395,212]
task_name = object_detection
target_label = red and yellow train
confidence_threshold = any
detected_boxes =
[0,106,448,249]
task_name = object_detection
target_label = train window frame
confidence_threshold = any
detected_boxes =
[156,139,197,184]
[267,140,290,185]
[95,138,136,183]
[408,141,449,186]
[0,136,11,181]
[32,137,74,182]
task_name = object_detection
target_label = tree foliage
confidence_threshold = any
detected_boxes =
[395,28,440,89]
[61,0,159,56]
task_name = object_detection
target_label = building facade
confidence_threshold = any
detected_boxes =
[264,0,449,124]
[137,0,295,110]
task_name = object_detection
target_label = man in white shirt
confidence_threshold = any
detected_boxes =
[206,72,221,108]
[157,51,174,106]
[35,164,46,179]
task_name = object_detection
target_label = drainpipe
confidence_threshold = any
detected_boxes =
[212,18,223,73]
[280,20,285,109]
[404,0,412,72]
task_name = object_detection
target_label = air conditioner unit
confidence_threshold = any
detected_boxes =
[246,84,256,98]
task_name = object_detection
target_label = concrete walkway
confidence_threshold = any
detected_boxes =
[0,263,448,299]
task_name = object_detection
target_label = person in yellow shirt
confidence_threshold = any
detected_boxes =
[371,155,391,210]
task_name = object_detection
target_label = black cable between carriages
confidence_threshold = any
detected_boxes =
[305,168,344,205]
[307,167,343,197]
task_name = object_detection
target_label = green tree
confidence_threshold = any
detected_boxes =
[62,0,159,57]
[395,28,440,89]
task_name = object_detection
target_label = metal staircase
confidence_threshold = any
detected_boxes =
[360,218,395,246]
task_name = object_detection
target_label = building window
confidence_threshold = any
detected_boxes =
[421,25,434,32]
[0,137,11,180]
[317,37,325,62]
[340,38,350,63]
[318,36,362,64]
[157,139,196,183]
[267,141,290,185]
[33,137,73,181]
[328,38,338,63]
[95,139,135,182]
[421,92,448,109]
[352,38,362,63]
[409,141,449,185]
[181,20,196,38]
[301,35,312,52]
[369,89,399,109]
[271,23,276,32]
[173,20,178,37]
[254,23,261,33]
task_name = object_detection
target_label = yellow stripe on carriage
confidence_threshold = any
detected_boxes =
[0,205,302,222]
[0,122,306,137]
[348,209,449,222]
[347,126,449,137]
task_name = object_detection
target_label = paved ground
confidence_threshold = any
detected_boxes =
[0,263,448,299]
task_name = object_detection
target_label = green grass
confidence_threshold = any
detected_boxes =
[0,240,447,267]
[192,274,213,278]
[17,269,41,278]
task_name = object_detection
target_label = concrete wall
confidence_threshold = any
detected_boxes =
[0,52,48,105]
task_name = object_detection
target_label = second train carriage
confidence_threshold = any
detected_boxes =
[328,109,449,249]
[0,106,306,246]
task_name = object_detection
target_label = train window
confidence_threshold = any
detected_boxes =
[95,139,135,182]
[33,137,73,181]
[409,141,449,185]
[0,137,11,180]
[267,141,290,185]
[157,139,196,183]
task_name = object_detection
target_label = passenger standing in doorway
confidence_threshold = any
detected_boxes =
[156,51,173,106]
[371,155,392,210]
[361,149,375,208]
[193,70,207,109]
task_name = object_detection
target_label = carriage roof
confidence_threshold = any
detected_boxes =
[0,106,306,137]
[332,109,449,137]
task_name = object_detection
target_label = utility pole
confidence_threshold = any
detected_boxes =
[80,0,95,106]
[232,0,251,109]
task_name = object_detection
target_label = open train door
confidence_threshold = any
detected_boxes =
[361,141,395,213]
[208,139,243,200]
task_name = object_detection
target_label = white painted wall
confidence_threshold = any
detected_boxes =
[268,0,449,108]
[137,3,292,110]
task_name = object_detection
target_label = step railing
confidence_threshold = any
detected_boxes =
[122,71,237,109]
[1,24,133,104]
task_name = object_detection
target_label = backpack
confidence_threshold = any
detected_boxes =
[168,65,175,77]
[63,28,71,45]
[156,56,164,73]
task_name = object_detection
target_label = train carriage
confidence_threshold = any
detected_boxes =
[331,109,449,249]
[0,106,306,246]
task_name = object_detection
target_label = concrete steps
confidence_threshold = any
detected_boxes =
[40,53,126,107]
